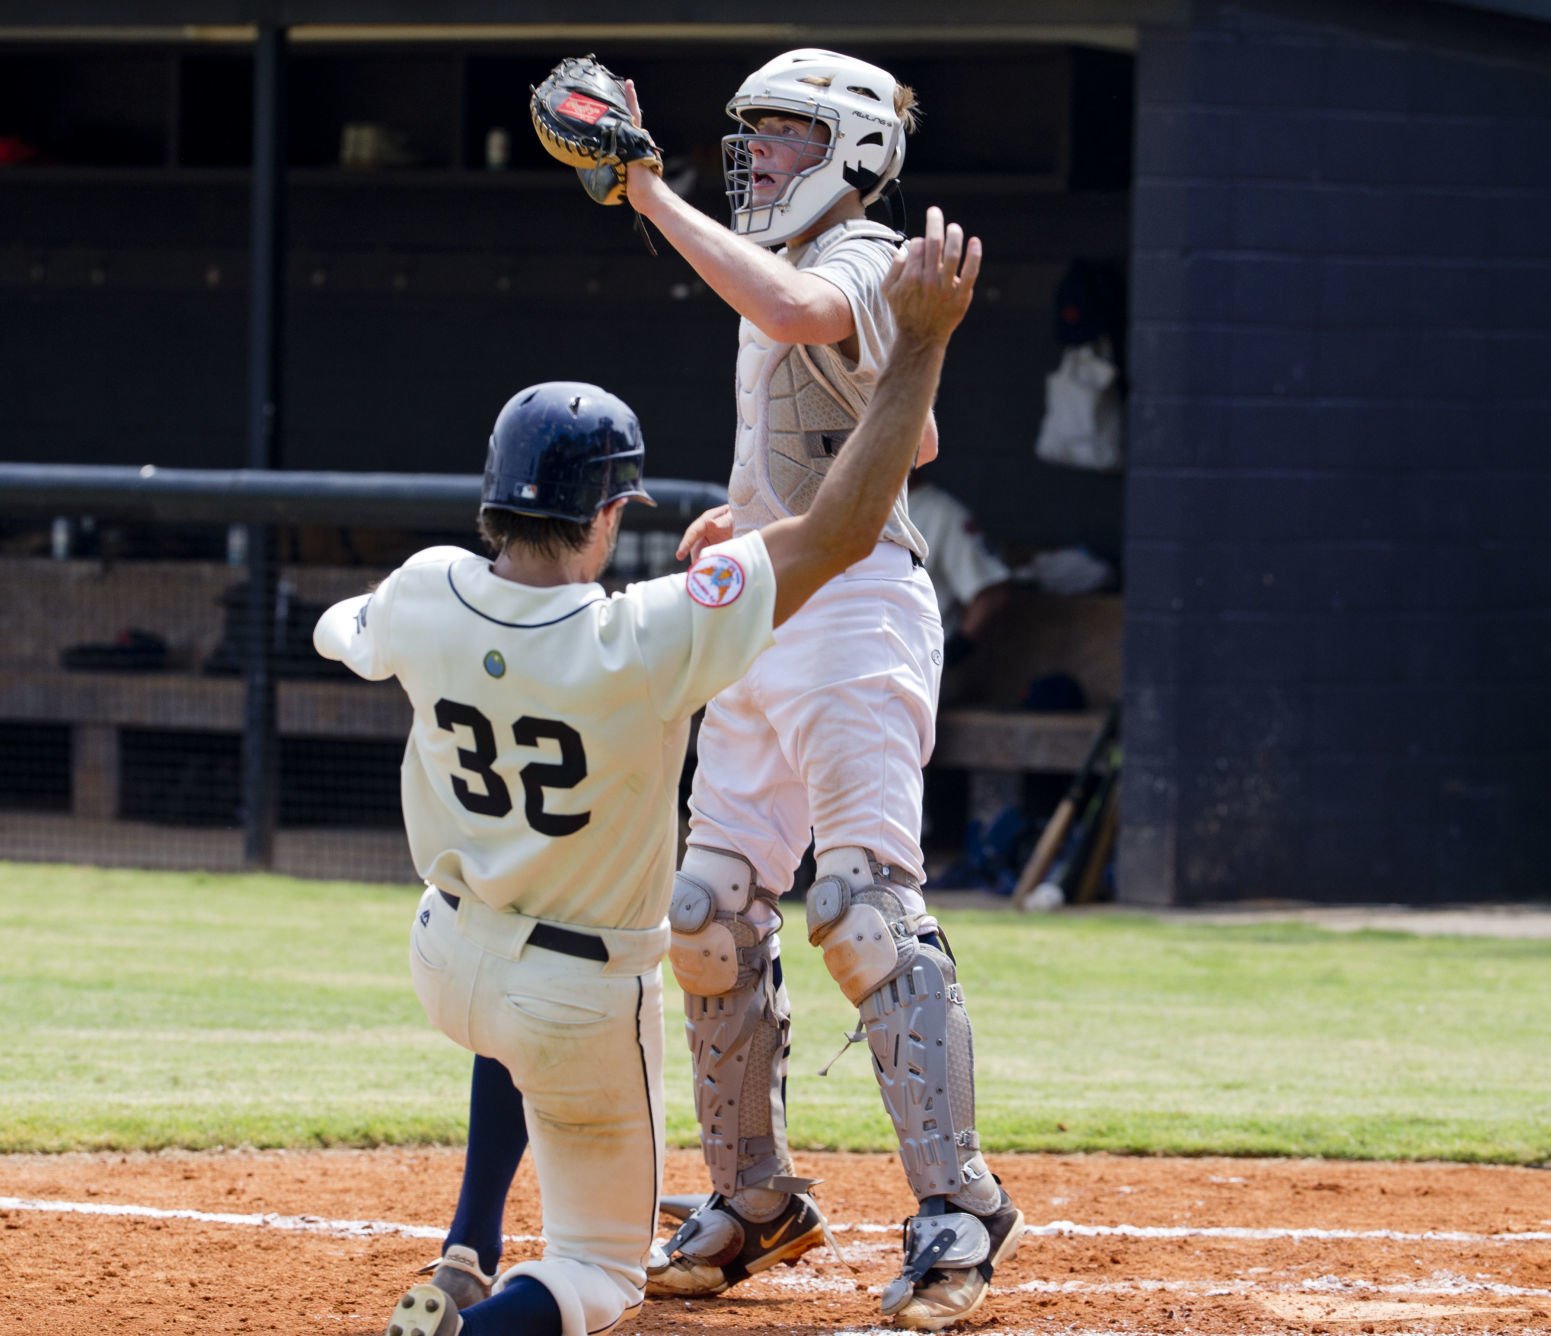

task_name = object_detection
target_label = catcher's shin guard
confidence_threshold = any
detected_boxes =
[806,848,997,1208]
[668,846,796,1198]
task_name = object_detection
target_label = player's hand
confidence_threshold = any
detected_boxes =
[623,79,665,214]
[677,504,733,561]
[882,206,982,343]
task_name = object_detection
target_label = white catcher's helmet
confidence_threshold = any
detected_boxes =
[723,48,906,247]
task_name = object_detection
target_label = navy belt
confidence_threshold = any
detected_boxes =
[437,889,609,963]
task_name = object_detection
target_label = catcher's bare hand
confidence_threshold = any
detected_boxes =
[882,206,982,343]
[677,504,734,562]
[622,79,667,213]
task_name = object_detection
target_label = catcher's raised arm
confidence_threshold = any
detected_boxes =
[530,54,663,205]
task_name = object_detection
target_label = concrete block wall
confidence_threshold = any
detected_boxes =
[1120,0,1551,903]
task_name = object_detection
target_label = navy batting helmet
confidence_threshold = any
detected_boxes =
[481,381,655,522]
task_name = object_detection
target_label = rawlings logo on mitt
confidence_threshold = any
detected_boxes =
[530,54,663,206]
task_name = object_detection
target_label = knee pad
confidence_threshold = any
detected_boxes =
[805,848,928,1006]
[667,847,779,997]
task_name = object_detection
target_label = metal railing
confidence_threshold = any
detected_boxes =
[1,462,725,876]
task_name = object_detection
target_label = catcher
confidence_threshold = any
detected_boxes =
[523,49,1024,1332]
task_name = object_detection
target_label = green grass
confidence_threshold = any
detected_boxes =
[2,861,1548,1163]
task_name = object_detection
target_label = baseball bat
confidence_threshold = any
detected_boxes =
[1012,703,1119,909]
[1026,742,1121,910]
[1071,762,1122,904]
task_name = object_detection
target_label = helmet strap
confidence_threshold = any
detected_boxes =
[880,177,908,238]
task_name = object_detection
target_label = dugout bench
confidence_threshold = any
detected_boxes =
[923,586,1123,893]
[0,666,409,821]
[0,557,1123,874]
[931,586,1123,774]
[0,555,408,823]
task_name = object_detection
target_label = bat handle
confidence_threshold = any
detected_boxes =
[1013,800,1072,908]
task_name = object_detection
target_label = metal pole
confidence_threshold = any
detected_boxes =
[242,19,286,867]
[0,463,728,529]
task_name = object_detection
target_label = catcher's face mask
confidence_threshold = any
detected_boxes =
[723,48,905,247]
[724,115,831,232]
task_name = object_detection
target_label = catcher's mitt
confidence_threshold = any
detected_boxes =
[530,54,662,206]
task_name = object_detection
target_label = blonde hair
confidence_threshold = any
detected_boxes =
[797,67,919,133]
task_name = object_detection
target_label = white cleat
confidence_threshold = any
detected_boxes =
[884,1189,1025,1331]
[383,1282,463,1336]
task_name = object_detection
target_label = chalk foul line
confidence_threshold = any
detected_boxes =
[0,1195,530,1243]
[4,1197,1550,1250]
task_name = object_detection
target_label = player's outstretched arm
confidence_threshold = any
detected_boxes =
[621,80,854,347]
[761,206,981,626]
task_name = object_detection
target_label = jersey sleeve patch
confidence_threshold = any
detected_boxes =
[686,552,747,608]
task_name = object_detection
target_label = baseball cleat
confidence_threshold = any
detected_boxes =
[881,1187,1024,1331]
[415,1243,495,1311]
[384,1282,463,1336]
[644,1191,832,1297]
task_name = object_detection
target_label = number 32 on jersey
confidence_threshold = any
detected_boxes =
[434,698,588,837]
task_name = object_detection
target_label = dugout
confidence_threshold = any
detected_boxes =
[1,0,1548,905]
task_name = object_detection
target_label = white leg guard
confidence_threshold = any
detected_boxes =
[807,847,997,1209]
[668,846,797,1199]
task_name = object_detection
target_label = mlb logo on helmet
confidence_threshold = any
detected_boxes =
[687,553,746,608]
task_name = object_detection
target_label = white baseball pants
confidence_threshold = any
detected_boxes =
[688,541,944,906]
[409,886,670,1336]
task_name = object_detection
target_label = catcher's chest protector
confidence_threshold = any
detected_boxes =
[727,224,925,559]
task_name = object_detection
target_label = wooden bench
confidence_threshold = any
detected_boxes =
[933,706,1111,773]
[0,666,407,819]
[0,559,1125,837]
[931,588,1123,775]
[0,555,405,822]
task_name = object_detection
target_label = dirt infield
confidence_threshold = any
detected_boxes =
[5,1148,1550,1334]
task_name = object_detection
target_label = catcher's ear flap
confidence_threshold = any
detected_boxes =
[577,162,626,206]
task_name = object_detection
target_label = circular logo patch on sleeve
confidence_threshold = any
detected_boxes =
[686,552,746,608]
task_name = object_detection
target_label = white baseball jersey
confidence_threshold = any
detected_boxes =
[727,218,926,560]
[908,482,1012,639]
[314,535,776,931]
[689,222,942,898]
